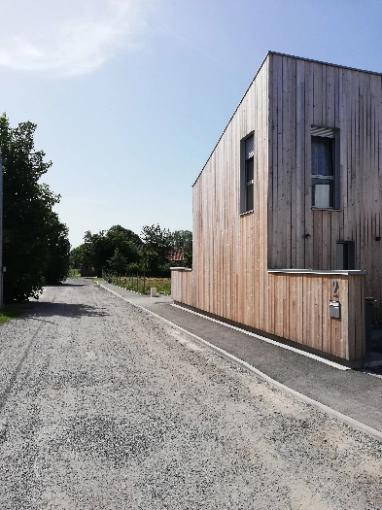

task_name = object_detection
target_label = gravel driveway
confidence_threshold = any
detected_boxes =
[0,279,381,509]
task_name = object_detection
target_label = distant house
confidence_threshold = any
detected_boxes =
[172,51,382,366]
[168,249,184,264]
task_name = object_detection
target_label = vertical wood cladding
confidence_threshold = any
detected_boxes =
[192,59,269,332]
[268,54,382,302]
[171,53,379,361]
[266,272,365,361]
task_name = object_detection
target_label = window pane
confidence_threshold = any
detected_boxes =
[312,136,334,176]
[312,179,333,208]
[246,157,254,183]
[246,183,254,211]
[245,136,254,159]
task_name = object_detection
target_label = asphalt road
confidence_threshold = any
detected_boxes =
[0,279,381,509]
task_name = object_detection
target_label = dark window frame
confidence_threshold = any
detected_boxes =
[240,132,255,214]
[336,241,355,270]
[311,127,340,210]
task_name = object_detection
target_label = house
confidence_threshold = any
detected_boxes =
[171,51,382,366]
[168,249,184,264]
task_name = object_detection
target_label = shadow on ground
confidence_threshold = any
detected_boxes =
[28,302,109,319]
[44,282,86,288]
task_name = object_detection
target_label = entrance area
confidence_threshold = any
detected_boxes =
[365,297,382,368]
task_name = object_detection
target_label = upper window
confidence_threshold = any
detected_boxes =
[311,127,339,209]
[240,134,254,214]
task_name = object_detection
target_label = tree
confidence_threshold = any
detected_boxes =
[83,230,110,276]
[43,212,71,284]
[106,225,141,248]
[0,114,70,301]
[171,230,193,267]
[70,245,85,269]
[74,225,142,276]
[107,247,128,275]
[140,224,173,275]
[140,224,173,260]
[71,224,192,278]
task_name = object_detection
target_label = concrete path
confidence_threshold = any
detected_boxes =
[99,280,382,436]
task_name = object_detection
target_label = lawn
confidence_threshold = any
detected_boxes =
[0,304,32,326]
[108,276,171,296]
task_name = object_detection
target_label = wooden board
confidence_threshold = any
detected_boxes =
[171,52,378,363]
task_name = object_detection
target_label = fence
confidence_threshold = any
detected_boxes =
[171,267,366,363]
[103,272,171,296]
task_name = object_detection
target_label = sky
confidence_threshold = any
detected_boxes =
[0,0,381,248]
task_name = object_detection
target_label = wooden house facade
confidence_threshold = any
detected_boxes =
[172,52,382,365]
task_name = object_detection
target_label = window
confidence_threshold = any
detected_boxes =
[311,127,339,209]
[240,134,254,214]
[336,241,355,270]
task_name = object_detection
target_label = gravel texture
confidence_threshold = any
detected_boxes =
[0,278,381,509]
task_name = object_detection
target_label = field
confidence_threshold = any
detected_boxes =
[107,276,171,296]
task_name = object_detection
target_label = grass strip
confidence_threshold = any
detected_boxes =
[110,276,171,295]
[0,304,32,326]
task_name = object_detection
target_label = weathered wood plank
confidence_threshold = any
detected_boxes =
[173,53,380,364]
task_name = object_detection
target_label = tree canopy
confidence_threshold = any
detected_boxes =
[71,224,192,278]
[0,114,70,301]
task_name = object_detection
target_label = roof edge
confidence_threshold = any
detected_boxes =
[193,51,382,188]
[268,51,382,77]
[192,51,271,187]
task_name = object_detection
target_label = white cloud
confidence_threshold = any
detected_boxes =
[0,0,154,76]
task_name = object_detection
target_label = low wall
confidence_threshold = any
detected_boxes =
[267,270,365,362]
[171,268,366,363]
[171,268,194,306]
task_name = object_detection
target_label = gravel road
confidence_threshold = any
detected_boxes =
[0,279,381,509]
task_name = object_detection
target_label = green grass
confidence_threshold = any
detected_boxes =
[68,269,81,278]
[110,276,171,295]
[0,304,32,326]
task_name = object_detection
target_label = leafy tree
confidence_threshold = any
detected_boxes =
[139,224,173,275]
[139,246,160,276]
[171,230,193,267]
[126,262,140,274]
[106,226,141,269]
[139,225,193,275]
[141,224,173,260]
[107,247,128,275]
[70,245,85,269]
[71,223,193,279]
[83,230,109,276]
[107,225,141,249]
[43,212,71,284]
[0,114,70,301]
[75,225,142,276]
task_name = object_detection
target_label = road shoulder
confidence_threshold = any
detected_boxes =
[98,281,382,440]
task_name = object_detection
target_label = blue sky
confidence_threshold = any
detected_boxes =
[1,0,381,248]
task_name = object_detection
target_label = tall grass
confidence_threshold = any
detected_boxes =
[110,276,171,296]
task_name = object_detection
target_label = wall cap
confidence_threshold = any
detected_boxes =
[268,269,367,275]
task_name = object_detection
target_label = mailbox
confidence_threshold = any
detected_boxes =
[329,301,341,319]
